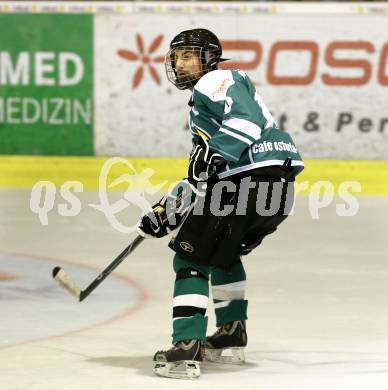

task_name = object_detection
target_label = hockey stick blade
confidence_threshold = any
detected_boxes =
[52,266,82,301]
[51,235,145,302]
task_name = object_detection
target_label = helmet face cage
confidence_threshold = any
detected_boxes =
[165,46,207,90]
[165,29,223,90]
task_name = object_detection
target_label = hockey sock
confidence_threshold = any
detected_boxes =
[210,261,248,327]
[172,254,210,343]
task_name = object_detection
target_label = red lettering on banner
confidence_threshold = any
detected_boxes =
[322,41,374,86]
[219,41,262,70]
[267,41,319,85]
[204,39,387,87]
[378,43,388,86]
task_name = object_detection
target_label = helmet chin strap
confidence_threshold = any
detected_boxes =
[176,62,209,90]
[177,71,205,90]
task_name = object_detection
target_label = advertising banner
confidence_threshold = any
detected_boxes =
[94,13,388,159]
[0,14,93,155]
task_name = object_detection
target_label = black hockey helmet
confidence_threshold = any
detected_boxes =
[165,28,228,90]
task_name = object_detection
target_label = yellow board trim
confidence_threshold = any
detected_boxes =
[0,156,387,195]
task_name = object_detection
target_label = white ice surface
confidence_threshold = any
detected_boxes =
[1,190,388,390]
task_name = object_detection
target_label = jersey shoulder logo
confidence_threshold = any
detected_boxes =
[195,70,235,102]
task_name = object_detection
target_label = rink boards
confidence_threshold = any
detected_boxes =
[0,156,387,195]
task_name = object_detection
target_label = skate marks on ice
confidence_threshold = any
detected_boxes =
[87,355,156,378]
[0,253,144,348]
[245,348,388,375]
[85,351,388,380]
[39,347,388,380]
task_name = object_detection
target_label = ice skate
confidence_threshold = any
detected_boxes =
[204,320,247,364]
[153,339,202,379]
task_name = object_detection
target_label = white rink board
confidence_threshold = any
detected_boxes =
[94,12,388,159]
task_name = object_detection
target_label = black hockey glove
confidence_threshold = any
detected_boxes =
[188,137,222,195]
[137,180,195,239]
[137,200,169,238]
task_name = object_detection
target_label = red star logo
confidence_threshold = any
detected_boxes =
[118,33,165,89]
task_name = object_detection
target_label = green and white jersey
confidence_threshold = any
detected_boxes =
[189,69,304,178]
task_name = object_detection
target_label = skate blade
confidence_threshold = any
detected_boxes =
[204,347,245,364]
[153,360,200,379]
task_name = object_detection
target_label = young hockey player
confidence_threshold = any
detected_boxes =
[138,28,304,379]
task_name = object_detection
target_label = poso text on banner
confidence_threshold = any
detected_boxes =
[94,13,388,159]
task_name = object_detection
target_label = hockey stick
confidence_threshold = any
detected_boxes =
[52,235,145,302]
